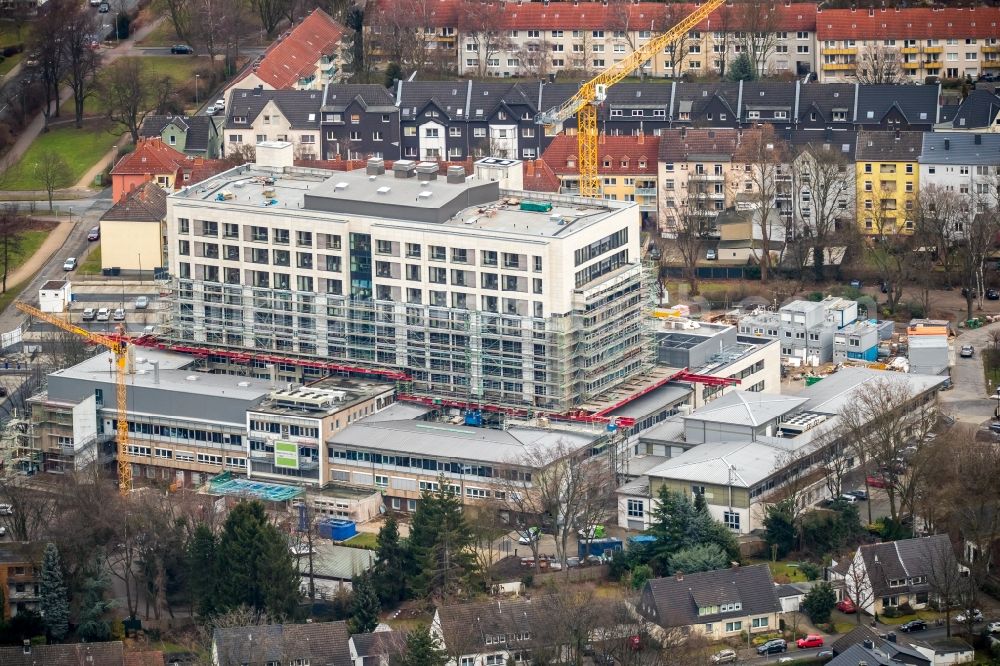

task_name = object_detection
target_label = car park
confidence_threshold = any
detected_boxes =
[135,296,149,309]
[87,226,100,241]
[113,308,125,321]
[899,620,927,633]
[960,345,974,358]
[82,308,96,321]
[96,308,111,321]
[797,635,824,649]
[63,257,77,271]
[711,650,737,664]
[757,639,787,655]
[170,44,194,54]
[836,599,856,613]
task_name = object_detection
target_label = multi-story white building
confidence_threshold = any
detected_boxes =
[166,143,649,413]
[918,133,1000,230]
[817,7,1000,83]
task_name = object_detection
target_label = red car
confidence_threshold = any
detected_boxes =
[797,635,824,649]
[866,475,888,489]
[836,598,857,613]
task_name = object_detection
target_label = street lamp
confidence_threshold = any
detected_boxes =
[137,252,142,284]
[195,74,200,105]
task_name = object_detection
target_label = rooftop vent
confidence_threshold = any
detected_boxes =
[418,190,433,199]
[377,186,392,195]
[334,181,349,191]
[366,157,385,175]
[416,162,439,180]
[446,165,466,184]
[186,375,199,381]
[393,159,417,179]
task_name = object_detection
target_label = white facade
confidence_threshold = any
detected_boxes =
[38,280,70,313]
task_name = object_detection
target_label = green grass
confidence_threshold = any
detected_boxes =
[0,277,28,313]
[0,22,32,48]
[832,621,858,634]
[1,122,121,191]
[748,559,809,583]
[78,246,102,275]
[118,55,208,85]
[135,19,179,48]
[0,229,48,310]
[0,51,23,78]
[984,348,1000,395]
[342,532,378,549]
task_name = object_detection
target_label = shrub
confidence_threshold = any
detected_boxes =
[520,573,534,589]
[897,602,914,615]
[882,607,901,618]
[799,561,822,581]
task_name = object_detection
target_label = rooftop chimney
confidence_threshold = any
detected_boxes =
[862,640,875,650]
[416,162,439,181]
[22,640,30,655]
[675,571,683,581]
[366,157,385,175]
[446,165,466,184]
[150,360,160,385]
[393,159,417,179]
[887,632,897,643]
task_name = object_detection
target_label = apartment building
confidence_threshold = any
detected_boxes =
[738,296,858,364]
[817,7,1000,83]
[224,88,323,160]
[538,134,659,217]
[935,88,1000,132]
[166,145,648,413]
[320,84,400,160]
[854,85,940,132]
[657,128,741,238]
[918,133,1000,223]
[0,543,41,620]
[855,130,923,235]
[246,379,395,486]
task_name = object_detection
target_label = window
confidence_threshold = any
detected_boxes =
[724,511,740,532]
[752,617,769,628]
[725,621,742,633]
[691,484,705,496]
[627,499,644,517]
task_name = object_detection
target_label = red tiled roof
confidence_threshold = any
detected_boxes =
[817,7,1000,41]
[124,650,165,666]
[541,134,660,176]
[110,138,186,176]
[657,128,740,162]
[183,158,229,185]
[366,0,816,32]
[523,159,560,193]
[243,9,345,89]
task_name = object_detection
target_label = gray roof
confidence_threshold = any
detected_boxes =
[684,390,807,426]
[328,419,598,465]
[794,367,947,415]
[140,114,189,135]
[351,630,406,663]
[101,180,167,223]
[774,583,805,599]
[641,564,780,628]
[468,82,537,118]
[213,621,351,666]
[829,643,895,666]
[322,83,396,113]
[741,82,796,113]
[606,383,691,419]
[856,84,939,125]
[856,130,923,161]
[0,642,126,666]
[226,88,323,129]
[398,80,471,120]
[606,83,672,110]
[539,82,582,114]
[797,83,856,123]
[857,534,953,598]
[302,543,375,581]
[645,440,786,488]
[786,129,858,157]
[671,82,741,119]
[940,89,1000,130]
[831,625,928,665]
[638,417,685,444]
[919,132,1000,165]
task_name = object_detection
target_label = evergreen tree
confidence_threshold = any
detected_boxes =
[801,582,837,624]
[215,501,301,618]
[666,543,729,575]
[408,480,477,599]
[373,515,408,605]
[693,491,708,515]
[727,53,757,81]
[39,543,69,641]
[348,572,381,634]
[77,563,113,642]
[763,500,796,559]
[186,523,218,620]
[401,625,448,666]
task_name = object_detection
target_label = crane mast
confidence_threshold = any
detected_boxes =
[536,0,730,197]
[16,302,132,494]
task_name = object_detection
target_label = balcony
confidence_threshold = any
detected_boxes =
[902,61,920,70]
[924,61,942,69]
[824,48,857,55]
[690,172,725,181]
[983,45,1000,53]
[984,61,1000,69]
[923,46,943,54]
[901,47,919,54]
[635,187,657,196]
[822,62,857,71]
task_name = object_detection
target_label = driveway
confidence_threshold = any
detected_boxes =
[938,321,1000,424]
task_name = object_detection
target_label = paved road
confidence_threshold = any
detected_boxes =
[938,320,1000,424]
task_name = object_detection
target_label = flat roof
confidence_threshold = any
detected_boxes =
[174,164,630,238]
[646,440,784,487]
[794,367,947,415]
[41,280,67,290]
[328,419,599,465]
[684,391,808,427]
[250,377,394,417]
[638,417,684,443]
[52,349,273,401]
[606,383,690,419]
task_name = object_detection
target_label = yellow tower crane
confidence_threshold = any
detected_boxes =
[16,301,132,494]
[535,0,729,197]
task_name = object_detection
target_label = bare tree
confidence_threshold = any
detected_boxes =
[36,150,71,212]
[955,205,1000,321]
[514,36,551,79]
[367,0,439,77]
[912,185,962,288]
[98,59,165,144]
[0,205,25,293]
[739,0,780,77]
[250,0,289,39]
[709,2,737,79]
[737,125,787,283]
[667,205,706,297]
[163,0,195,45]
[458,0,509,79]
[841,548,878,623]
[923,536,965,637]
[29,0,69,120]
[857,45,903,85]
[62,5,101,128]
[658,3,691,78]
[0,475,56,541]
[791,142,855,283]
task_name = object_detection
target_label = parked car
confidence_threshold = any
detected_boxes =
[847,489,869,501]
[956,609,984,623]
[866,475,889,489]
[95,308,111,322]
[899,620,927,633]
[961,287,978,299]
[797,635,824,649]
[98,2,109,11]
[170,44,194,54]
[849,279,862,288]
[960,345,974,358]
[711,650,737,664]
[986,621,1000,634]
[757,640,787,656]
[82,307,96,321]
[112,308,125,321]
[206,104,218,115]
[0,504,12,515]
[135,296,149,309]
[987,289,1000,300]
[839,493,859,503]
[214,98,225,109]
[62,257,77,271]
[87,226,100,241]
[880,281,890,294]
[0,526,6,536]
[836,598,857,614]
[706,248,717,261]
[517,527,540,545]
[816,650,834,661]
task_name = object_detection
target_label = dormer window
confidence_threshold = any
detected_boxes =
[639,160,646,169]
[234,116,247,123]
[603,159,611,167]
[720,602,742,612]
[308,113,315,121]
[621,160,628,168]
[476,109,484,116]
[889,578,905,587]
[498,111,507,120]
[567,159,575,168]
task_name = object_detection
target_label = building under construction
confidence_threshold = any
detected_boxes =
[165,146,653,414]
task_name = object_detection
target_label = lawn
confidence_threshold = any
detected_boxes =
[748,559,809,583]
[0,51,23,78]
[0,228,50,310]
[135,19,178,48]
[984,348,1000,395]
[342,532,378,549]
[117,55,208,86]
[1,122,121,191]
[78,246,102,276]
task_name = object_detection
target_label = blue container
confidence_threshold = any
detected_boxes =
[627,535,657,547]
[329,519,357,541]
[578,537,623,559]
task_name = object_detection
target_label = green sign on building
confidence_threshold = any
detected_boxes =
[274,441,299,469]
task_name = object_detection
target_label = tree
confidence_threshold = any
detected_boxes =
[214,501,300,618]
[737,126,787,283]
[99,59,168,144]
[39,543,69,642]
[739,0,779,77]
[954,205,1000,321]
[666,543,728,575]
[372,515,408,606]
[727,53,756,81]
[646,487,738,574]
[791,143,856,283]
[763,500,796,560]
[857,45,903,85]
[658,2,691,78]
[801,582,837,624]
[408,480,477,600]
[250,0,289,39]
[0,205,25,293]
[457,0,509,79]
[401,625,448,666]
[36,150,70,212]
[348,572,380,634]
[923,536,964,637]
[912,185,962,292]
[163,0,195,45]
[61,4,101,127]
[76,561,114,642]
[30,0,69,120]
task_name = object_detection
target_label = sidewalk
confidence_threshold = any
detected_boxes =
[4,219,74,288]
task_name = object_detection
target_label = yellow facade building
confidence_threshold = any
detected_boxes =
[855,131,923,235]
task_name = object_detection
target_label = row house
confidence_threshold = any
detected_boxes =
[935,87,1000,132]
[225,87,324,160]
[817,6,1000,83]
[918,132,1000,235]
[855,130,923,235]
[320,84,401,160]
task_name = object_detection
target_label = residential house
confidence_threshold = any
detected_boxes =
[816,7,1000,83]
[540,134,659,217]
[831,626,931,666]
[99,180,167,273]
[668,83,742,128]
[0,543,41,620]
[714,208,786,265]
[604,84,672,136]
[110,137,188,203]
[0,641,127,666]
[795,83,857,130]
[837,534,959,616]
[432,598,544,666]
[934,88,1000,132]
[828,638,930,666]
[225,8,346,99]
[212,620,352,666]
[786,130,858,240]
[854,85,941,131]
[224,87,323,160]
[139,115,223,159]
[637,565,781,641]
[321,83,400,160]
[656,128,741,237]
[918,133,1000,230]
[855,130,923,234]
[349,630,406,666]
